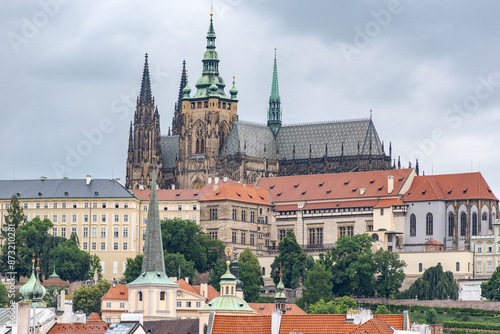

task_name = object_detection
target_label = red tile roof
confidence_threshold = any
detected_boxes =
[132,189,200,201]
[42,277,69,287]
[87,312,104,323]
[102,284,128,300]
[248,303,306,315]
[425,239,443,246]
[177,279,200,295]
[257,169,413,203]
[373,314,404,330]
[373,198,407,208]
[199,183,271,206]
[192,285,220,302]
[48,324,110,334]
[402,172,497,202]
[348,318,395,334]
[211,315,271,334]
[279,314,356,334]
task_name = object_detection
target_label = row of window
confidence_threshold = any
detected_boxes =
[105,302,126,309]
[189,100,232,110]
[231,231,256,245]
[176,301,202,308]
[70,226,129,238]
[17,202,131,209]
[83,241,128,251]
[143,204,197,211]
[30,213,131,223]
[410,211,494,237]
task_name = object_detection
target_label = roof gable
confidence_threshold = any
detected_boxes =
[200,183,271,205]
[102,284,128,300]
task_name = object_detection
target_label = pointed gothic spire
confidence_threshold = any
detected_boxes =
[172,61,187,136]
[139,53,153,105]
[128,121,133,153]
[141,162,166,273]
[268,49,282,136]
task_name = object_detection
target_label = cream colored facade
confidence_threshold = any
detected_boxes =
[128,282,178,320]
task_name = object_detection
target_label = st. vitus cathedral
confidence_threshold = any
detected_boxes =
[126,13,392,190]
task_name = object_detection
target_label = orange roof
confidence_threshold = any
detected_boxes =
[248,303,306,315]
[102,284,128,300]
[177,279,200,295]
[132,188,200,201]
[402,172,497,202]
[257,169,413,203]
[199,183,272,206]
[87,312,104,323]
[425,239,443,246]
[211,315,271,334]
[373,198,407,208]
[304,199,380,210]
[279,314,356,334]
[192,284,220,302]
[42,277,69,287]
[348,318,395,334]
[48,324,110,334]
[372,314,404,330]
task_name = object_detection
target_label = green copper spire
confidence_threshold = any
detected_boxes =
[194,12,227,99]
[268,49,281,136]
[274,267,287,313]
[183,75,191,98]
[230,76,238,100]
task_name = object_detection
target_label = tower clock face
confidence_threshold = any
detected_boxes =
[195,126,205,139]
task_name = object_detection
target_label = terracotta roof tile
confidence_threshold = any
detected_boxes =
[48,323,110,334]
[211,315,271,334]
[132,189,200,201]
[373,314,404,330]
[87,312,104,323]
[402,172,497,202]
[279,314,357,334]
[248,303,306,315]
[177,279,199,295]
[102,284,128,300]
[348,318,395,334]
[42,277,69,287]
[257,169,413,203]
[199,183,271,205]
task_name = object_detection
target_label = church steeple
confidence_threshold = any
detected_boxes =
[172,60,187,136]
[139,54,153,105]
[268,50,281,136]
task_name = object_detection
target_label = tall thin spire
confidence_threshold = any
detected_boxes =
[141,162,165,273]
[172,61,187,136]
[139,53,153,105]
[268,49,281,136]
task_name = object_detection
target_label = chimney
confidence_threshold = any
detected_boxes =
[86,175,91,186]
[185,277,189,284]
[208,177,212,184]
[139,184,144,190]
[215,177,219,184]
[171,184,175,190]
[200,283,208,297]
[387,175,394,194]
[360,187,366,196]
[271,309,282,334]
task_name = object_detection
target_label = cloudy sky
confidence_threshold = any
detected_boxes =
[2,0,500,193]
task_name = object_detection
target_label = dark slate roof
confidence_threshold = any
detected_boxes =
[276,118,384,160]
[221,121,276,159]
[0,179,135,200]
[143,319,199,334]
[161,135,180,168]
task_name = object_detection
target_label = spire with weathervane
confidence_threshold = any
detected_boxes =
[268,49,281,136]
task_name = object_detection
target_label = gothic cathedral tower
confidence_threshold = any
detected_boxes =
[177,13,239,189]
[126,54,164,190]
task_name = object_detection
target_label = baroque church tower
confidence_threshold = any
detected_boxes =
[177,12,239,189]
[126,54,164,190]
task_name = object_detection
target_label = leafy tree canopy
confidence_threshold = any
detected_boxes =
[73,280,110,315]
[2,195,26,238]
[308,296,357,314]
[302,261,333,306]
[239,248,264,303]
[122,255,143,283]
[481,265,500,301]
[399,264,458,300]
[373,248,406,299]
[208,258,227,292]
[48,238,91,282]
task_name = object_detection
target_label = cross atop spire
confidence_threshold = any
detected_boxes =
[139,53,153,105]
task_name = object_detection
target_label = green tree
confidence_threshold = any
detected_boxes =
[0,283,8,306]
[239,248,264,303]
[73,280,110,315]
[122,255,143,283]
[425,308,437,324]
[208,257,227,292]
[481,265,500,300]
[197,233,225,271]
[1,195,26,238]
[373,248,406,299]
[48,238,91,282]
[308,296,357,314]
[375,305,390,314]
[302,262,333,306]
[399,264,457,300]
[164,252,197,281]
[323,234,375,297]
[270,230,314,289]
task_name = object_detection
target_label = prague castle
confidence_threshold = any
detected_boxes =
[125,13,393,190]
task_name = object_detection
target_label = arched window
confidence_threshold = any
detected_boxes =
[456,262,460,271]
[448,212,454,237]
[472,212,478,236]
[482,212,488,221]
[160,291,165,301]
[262,267,265,276]
[371,233,379,241]
[225,286,229,295]
[419,263,423,272]
[410,214,416,237]
[231,287,234,295]
[138,291,143,302]
[426,213,433,236]
[460,212,467,237]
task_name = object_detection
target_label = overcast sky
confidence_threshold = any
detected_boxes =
[2,0,500,194]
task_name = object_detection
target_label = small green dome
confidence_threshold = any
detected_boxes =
[202,295,254,312]
[183,77,191,98]
[19,267,37,301]
[20,264,47,307]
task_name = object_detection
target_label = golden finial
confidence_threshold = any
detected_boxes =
[210,3,213,16]
[274,47,277,57]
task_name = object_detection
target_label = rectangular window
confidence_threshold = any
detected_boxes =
[83,242,88,250]
[192,216,197,223]
[487,262,493,273]
[196,301,201,308]
[124,203,128,209]
[124,214,128,222]
[113,261,118,274]
[62,203,66,209]
[114,242,118,250]
[477,262,482,273]
[250,233,255,245]
[44,214,48,219]
[279,229,287,241]
[61,215,66,223]
[123,227,128,238]
[177,301,182,307]
[44,203,48,209]
[232,231,237,243]
[123,261,127,274]
[242,210,246,221]
[84,214,88,223]
[164,205,169,211]
[178,205,183,211]
[209,231,218,239]
[52,214,57,223]
[478,245,483,253]
[210,208,218,220]
[23,203,28,209]
[92,242,96,250]
[309,228,324,245]
[241,233,246,244]
[114,214,119,222]
[102,214,106,222]
[488,245,493,253]
[106,302,111,308]
[114,227,119,238]
[123,242,128,250]
[36,203,40,209]
[193,204,197,210]
[71,227,77,236]
[120,302,125,309]
[102,203,106,208]
[232,209,237,220]
[52,227,57,237]
[72,214,77,223]
[143,205,148,211]
[101,227,106,238]
[250,211,255,223]
[73,203,77,208]
[92,214,97,223]
[84,202,89,209]
[115,203,119,208]
[92,227,97,238]
[61,227,66,238]
[101,242,106,250]
[186,301,191,307]
[143,217,147,225]
[83,227,88,238]
[53,203,57,209]
[93,202,97,208]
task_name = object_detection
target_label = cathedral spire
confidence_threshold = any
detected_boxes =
[268,49,281,136]
[139,53,153,105]
[172,61,187,135]
[128,121,133,154]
